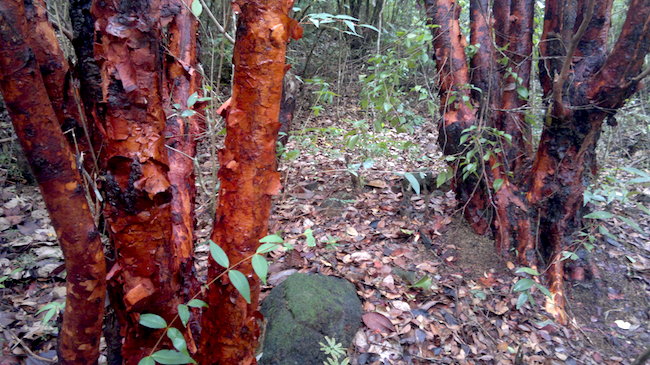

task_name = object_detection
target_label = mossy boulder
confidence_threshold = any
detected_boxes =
[260,273,362,365]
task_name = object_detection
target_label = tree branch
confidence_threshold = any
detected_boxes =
[198,0,235,44]
[552,0,595,115]
[586,0,650,109]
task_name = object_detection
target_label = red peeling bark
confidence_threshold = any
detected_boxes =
[23,0,95,165]
[198,1,301,363]
[424,0,490,235]
[92,0,184,361]
[425,0,650,325]
[163,0,201,300]
[0,1,106,363]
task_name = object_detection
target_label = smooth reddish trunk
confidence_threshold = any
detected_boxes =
[0,1,106,363]
[198,2,301,363]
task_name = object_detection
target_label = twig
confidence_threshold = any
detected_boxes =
[6,329,57,363]
[198,0,235,44]
[551,0,595,113]
[632,67,650,82]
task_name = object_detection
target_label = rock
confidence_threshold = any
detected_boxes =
[260,273,362,365]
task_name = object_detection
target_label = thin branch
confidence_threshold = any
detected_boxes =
[198,0,235,44]
[632,67,650,82]
[552,0,595,112]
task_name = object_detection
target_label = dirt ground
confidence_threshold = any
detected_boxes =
[0,97,649,364]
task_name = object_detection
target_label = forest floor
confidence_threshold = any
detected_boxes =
[0,95,649,364]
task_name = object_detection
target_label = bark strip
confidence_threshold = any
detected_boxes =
[0,1,106,363]
[92,0,182,361]
[198,1,301,363]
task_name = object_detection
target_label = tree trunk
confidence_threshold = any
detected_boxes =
[423,0,650,324]
[91,0,190,361]
[198,1,301,363]
[278,69,300,147]
[0,1,106,363]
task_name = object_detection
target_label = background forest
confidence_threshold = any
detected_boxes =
[0,0,648,364]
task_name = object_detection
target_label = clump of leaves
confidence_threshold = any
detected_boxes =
[137,234,283,365]
[319,336,350,365]
[512,267,552,310]
[37,301,65,326]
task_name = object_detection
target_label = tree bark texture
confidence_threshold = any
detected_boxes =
[0,1,106,363]
[424,0,650,324]
[24,0,97,169]
[198,1,302,363]
[91,0,193,361]
[162,0,202,351]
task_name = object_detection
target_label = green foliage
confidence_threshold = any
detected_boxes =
[208,240,229,268]
[305,77,339,117]
[139,314,167,329]
[401,172,421,195]
[303,228,316,247]
[359,25,435,131]
[136,235,282,364]
[512,267,552,310]
[0,268,22,289]
[446,125,513,183]
[319,336,350,365]
[305,13,378,36]
[36,301,64,326]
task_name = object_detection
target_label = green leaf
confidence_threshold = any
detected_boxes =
[229,270,251,304]
[515,267,540,276]
[343,20,357,34]
[436,171,448,188]
[513,278,535,292]
[187,299,208,308]
[252,255,269,285]
[584,211,614,220]
[186,92,198,108]
[260,234,284,243]
[493,178,504,192]
[535,283,553,299]
[256,243,280,254]
[636,203,650,216]
[190,0,202,17]
[42,308,57,325]
[166,328,188,353]
[177,304,190,327]
[209,240,229,268]
[598,225,617,241]
[151,349,196,364]
[180,109,196,118]
[516,86,529,100]
[412,276,432,290]
[618,215,643,233]
[359,24,379,32]
[516,292,528,309]
[346,134,359,149]
[138,357,155,365]
[403,173,420,195]
[304,228,316,247]
[459,132,470,145]
[139,313,167,329]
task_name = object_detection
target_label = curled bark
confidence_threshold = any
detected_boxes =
[0,1,106,363]
[198,1,302,363]
[427,0,649,326]
[92,0,183,360]
[163,0,201,300]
